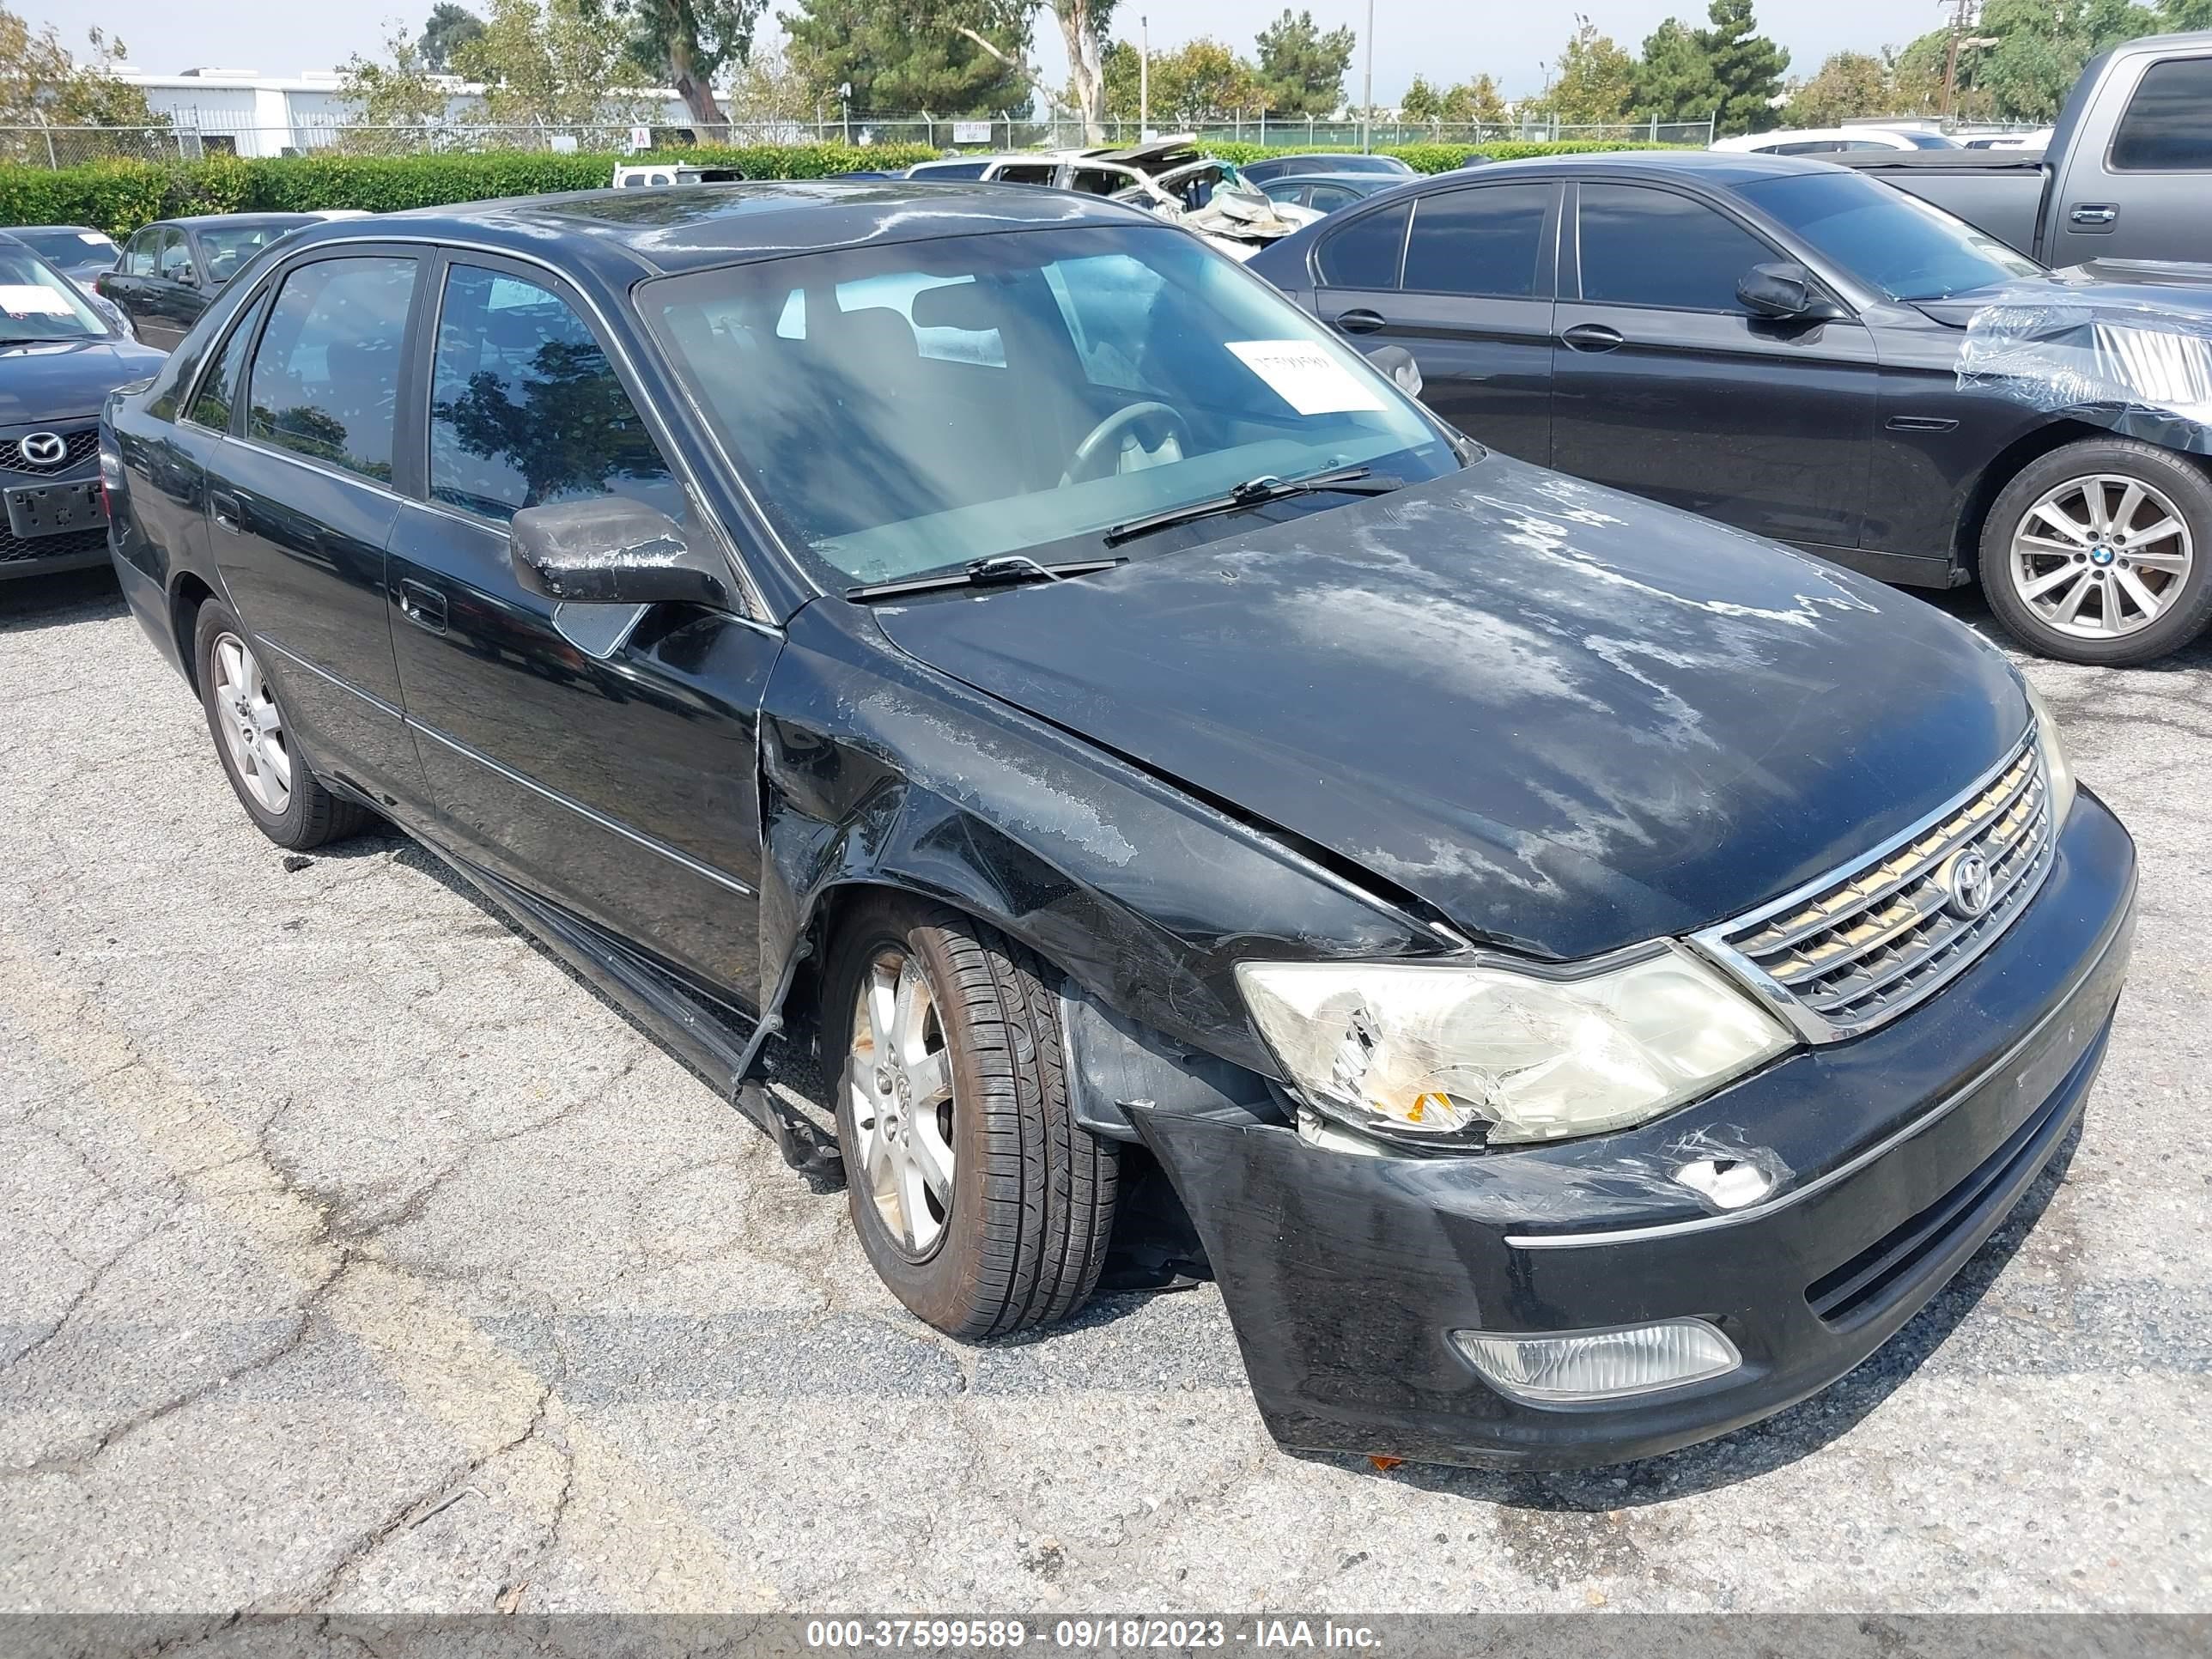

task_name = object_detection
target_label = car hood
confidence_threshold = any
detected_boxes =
[1912,262,2212,327]
[0,336,167,422]
[872,455,2028,961]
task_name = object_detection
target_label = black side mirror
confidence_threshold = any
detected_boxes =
[509,497,728,609]
[1737,261,1841,321]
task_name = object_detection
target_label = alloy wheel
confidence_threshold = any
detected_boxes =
[848,947,957,1259]
[209,631,293,815]
[2008,472,2195,641]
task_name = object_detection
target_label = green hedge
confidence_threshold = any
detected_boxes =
[0,138,1683,237]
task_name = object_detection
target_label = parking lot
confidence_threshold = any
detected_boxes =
[2,563,2209,1614]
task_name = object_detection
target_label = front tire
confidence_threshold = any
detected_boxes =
[193,599,372,850]
[826,896,1118,1340]
[1980,438,2212,665]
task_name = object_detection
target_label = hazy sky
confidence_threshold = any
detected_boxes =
[29,0,1960,104]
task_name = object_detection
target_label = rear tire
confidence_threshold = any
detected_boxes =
[825,895,1118,1340]
[1979,438,2212,665]
[193,599,373,851]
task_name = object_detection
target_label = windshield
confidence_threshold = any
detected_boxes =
[15,229,118,266]
[642,224,1457,586]
[0,247,108,340]
[1735,169,2042,301]
[197,223,302,285]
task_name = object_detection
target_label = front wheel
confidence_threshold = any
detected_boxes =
[826,896,1118,1340]
[1980,438,2212,665]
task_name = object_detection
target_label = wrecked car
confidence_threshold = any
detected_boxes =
[103,183,2136,1468]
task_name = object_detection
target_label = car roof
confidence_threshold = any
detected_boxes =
[1262,171,1390,185]
[1464,149,1846,185]
[153,213,326,232]
[272,181,1171,280]
[9,224,111,236]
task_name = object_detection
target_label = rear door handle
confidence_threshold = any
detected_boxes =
[1560,323,1625,353]
[210,489,243,532]
[2068,204,2118,228]
[1334,307,1387,335]
[397,577,448,636]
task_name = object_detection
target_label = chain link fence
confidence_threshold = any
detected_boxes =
[0,112,1723,168]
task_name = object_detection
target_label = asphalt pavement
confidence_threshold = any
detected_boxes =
[2,566,2208,1614]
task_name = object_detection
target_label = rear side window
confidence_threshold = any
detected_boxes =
[913,161,989,180]
[1403,185,1549,298]
[428,264,678,523]
[1577,185,1775,311]
[2110,57,2212,171]
[1315,201,1410,289]
[123,229,155,276]
[246,256,416,482]
[994,164,1055,185]
[187,293,268,430]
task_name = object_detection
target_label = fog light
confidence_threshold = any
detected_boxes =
[1451,1318,1741,1405]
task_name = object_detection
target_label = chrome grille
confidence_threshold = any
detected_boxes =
[0,428,98,474]
[1696,734,2054,1040]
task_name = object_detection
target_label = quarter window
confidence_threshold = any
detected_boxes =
[188,294,268,431]
[246,256,416,482]
[1403,185,1550,298]
[428,264,678,523]
[1315,201,1411,289]
[1577,185,1777,311]
[2111,57,2212,171]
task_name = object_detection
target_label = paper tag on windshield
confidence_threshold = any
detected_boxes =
[1226,340,1386,416]
[79,232,108,245]
[0,285,70,318]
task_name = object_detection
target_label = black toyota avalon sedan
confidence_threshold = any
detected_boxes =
[0,236,165,580]
[103,184,2135,1469]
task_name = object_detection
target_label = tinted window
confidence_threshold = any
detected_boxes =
[1403,185,1548,297]
[16,229,117,265]
[994,164,1055,185]
[1307,184,1361,211]
[913,161,989,179]
[157,230,191,283]
[188,294,267,429]
[246,257,416,482]
[1316,201,1410,289]
[199,223,297,284]
[1577,185,1775,310]
[2111,57,2212,171]
[123,230,155,276]
[429,264,678,524]
[1735,170,2039,301]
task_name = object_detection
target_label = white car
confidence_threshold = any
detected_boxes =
[1711,125,1961,155]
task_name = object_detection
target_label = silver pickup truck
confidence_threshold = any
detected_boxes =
[1840,30,2211,266]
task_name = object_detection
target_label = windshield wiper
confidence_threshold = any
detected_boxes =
[844,554,1126,602]
[1102,467,1403,546]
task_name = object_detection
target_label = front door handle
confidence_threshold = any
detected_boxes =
[2069,204,2118,228]
[1334,307,1387,335]
[397,577,448,636]
[210,489,243,532]
[1561,323,1626,353]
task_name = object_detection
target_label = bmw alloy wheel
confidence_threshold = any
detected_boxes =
[2008,472,2195,641]
[208,631,293,815]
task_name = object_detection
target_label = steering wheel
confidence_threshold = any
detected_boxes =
[1060,401,1194,487]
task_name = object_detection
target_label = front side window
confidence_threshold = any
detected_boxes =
[246,256,416,481]
[1403,184,1550,298]
[1315,201,1410,289]
[188,293,268,429]
[0,246,108,341]
[643,224,1456,587]
[1577,185,1777,311]
[1734,169,2041,301]
[430,264,678,523]
[157,230,191,283]
[2111,56,2212,171]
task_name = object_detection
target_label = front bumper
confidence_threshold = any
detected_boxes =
[1132,789,2136,1469]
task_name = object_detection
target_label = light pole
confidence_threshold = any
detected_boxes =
[1360,0,1376,153]
[1139,15,1149,139]
[1943,33,1999,120]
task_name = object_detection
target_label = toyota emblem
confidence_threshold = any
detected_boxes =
[20,430,66,465]
[1942,848,1996,921]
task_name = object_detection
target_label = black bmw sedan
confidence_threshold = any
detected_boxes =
[103,184,2135,1469]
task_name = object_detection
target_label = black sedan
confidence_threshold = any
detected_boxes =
[104,184,2134,1469]
[1249,150,2212,665]
[0,238,164,579]
[96,213,324,350]
[1234,150,1416,188]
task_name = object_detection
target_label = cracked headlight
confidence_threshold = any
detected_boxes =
[2024,681,2076,829]
[1236,949,1792,1148]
